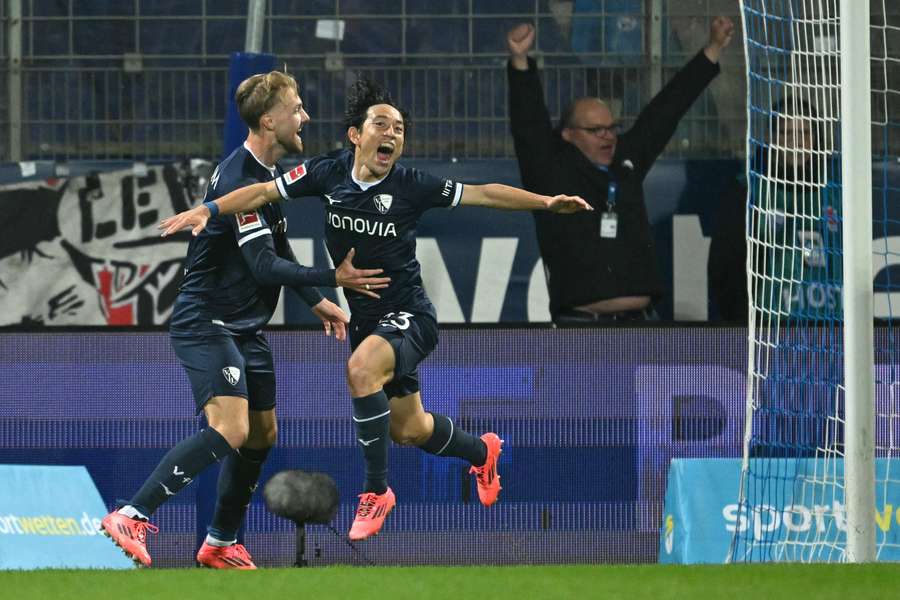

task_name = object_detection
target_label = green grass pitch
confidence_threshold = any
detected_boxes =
[4,564,898,600]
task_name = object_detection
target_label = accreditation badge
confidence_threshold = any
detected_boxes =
[600,212,618,239]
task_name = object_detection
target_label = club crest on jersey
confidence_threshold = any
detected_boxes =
[236,211,262,232]
[373,194,393,214]
[284,164,307,185]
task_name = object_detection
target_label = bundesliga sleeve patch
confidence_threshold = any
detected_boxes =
[236,211,263,232]
[284,164,307,185]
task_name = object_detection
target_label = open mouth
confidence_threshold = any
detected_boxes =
[376,143,394,163]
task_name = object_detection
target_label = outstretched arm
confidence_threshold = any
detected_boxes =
[628,16,733,171]
[506,24,557,189]
[459,183,592,213]
[159,181,281,237]
[217,180,281,214]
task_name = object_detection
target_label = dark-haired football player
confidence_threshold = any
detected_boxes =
[160,77,591,541]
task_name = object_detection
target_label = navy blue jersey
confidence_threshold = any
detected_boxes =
[170,144,327,336]
[275,149,463,319]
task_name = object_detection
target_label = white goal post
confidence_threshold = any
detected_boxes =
[839,0,875,564]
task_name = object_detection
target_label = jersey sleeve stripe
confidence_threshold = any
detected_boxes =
[237,228,272,247]
[275,176,290,201]
[450,182,463,208]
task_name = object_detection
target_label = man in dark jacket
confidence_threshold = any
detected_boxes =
[506,17,734,323]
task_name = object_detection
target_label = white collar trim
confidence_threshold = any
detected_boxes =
[243,142,276,175]
[351,169,386,191]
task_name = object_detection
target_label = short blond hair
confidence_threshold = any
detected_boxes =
[235,71,299,130]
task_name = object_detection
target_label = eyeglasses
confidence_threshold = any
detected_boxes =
[570,124,621,137]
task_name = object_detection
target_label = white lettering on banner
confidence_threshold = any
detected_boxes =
[0,166,194,326]
[415,238,465,323]
[471,238,518,322]
[10,160,900,326]
[723,501,850,541]
[783,282,841,314]
[58,168,188,264]
[327,212,397,237]
[273,237,549,323]
[672,215,710,321]
[528,259,552,322]
[0,511,103,536]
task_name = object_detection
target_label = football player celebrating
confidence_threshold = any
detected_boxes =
[102,71,388,568]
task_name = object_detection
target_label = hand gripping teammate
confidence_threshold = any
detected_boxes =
[102,71,389,568]
[160,78,591,541]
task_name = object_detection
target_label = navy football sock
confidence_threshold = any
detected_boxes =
[418,413,488,466]
[129,427,234,516]
[208,446,271,542]
[352,391,391,494]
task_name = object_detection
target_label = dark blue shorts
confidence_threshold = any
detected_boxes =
[349,310,439,399]
[170,333,276,413]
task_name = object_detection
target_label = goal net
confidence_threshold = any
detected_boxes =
[732,0,900,562]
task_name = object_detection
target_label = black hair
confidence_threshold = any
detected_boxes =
[343,77,410,132]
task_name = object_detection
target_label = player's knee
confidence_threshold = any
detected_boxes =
[346,358,383,396]
[389,421,407,444]
[213,422,250,450]
[247,422,277,449]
